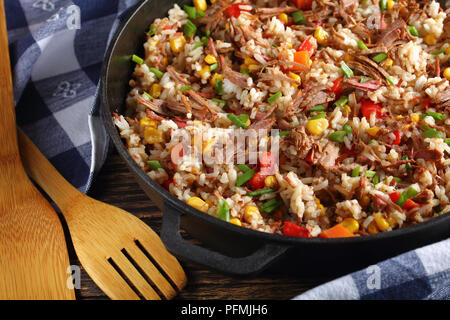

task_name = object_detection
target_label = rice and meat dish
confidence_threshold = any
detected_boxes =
[114,0,450,238]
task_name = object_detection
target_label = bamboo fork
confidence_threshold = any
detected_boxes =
[0,0,74,300]
[17,129,187,300]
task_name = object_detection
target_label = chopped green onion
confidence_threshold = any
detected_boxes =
[351,165,361,177]
[422,126,444,138]
[147,26,157,37]
[340,61,354,78]
[212,98,226,105]
[357,40,368,50]
[149,67,163,78]
[132,54,144,65]
[272,44,278,47]
[147,160,162,171]
[380,0,387,11]
[237,164,252,172]
[365,170,377,178]
[184,20,197,37]
[310,112,326,120]
[360,77,371,83]
[247,189,275,197]
[183,5,197,19]
[426,111,444,121]
[193,41,204,49]
[292,10,306,25]
[238,113,250,123]
[236,169,255,187]
[205,29,211,38]
[405,187,419,199]
[240,68,250,76]
[180,85,192,93]
[210,63,219,71]
[227,113,247,129]
[218,198,230,222]
[197,10,205,18]
[386,77,396,85]
[407,26,419,37]
[143,92,153,99]
[334,95,349,108]
[433,48,445,56]
[343,123,352,134]
[397,187,419,207]
[372,53,388,63]
[328,130,347,143]
[268,92,282,104]
[278,130,291,137]
[402,155,413,170]
[261,199,283,214]
[215,79,223,95]
[392,177,402,183]
[310,104,327,112]
[373,175,380,185]
[445,138,450,146]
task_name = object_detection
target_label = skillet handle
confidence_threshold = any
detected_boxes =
[161,201,288,276]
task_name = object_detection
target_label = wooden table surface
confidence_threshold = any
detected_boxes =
[73,151,331,300]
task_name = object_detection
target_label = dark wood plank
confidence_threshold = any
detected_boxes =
[73,152,328,300]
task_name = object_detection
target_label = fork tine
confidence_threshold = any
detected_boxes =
[135,237,187,290]
[126,243,177,299]
[110,253,161,300]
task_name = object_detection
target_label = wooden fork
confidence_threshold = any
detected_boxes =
[0,0,74,299]
[17,129,187,300]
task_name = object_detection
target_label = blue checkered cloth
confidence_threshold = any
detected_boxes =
[6,0,450,300]
[6,0,139,192]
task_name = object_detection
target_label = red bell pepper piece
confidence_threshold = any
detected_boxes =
[162,177,173,191]
[319,224,354,238]
[328,77,344,97]
[227,3,250,18]
[422,98,431,110]
[290,0,313,10]
[297,37,315,57]
[304,149,316,165]
[389,192,401,204]
[282,221,311,238]
[247,171,266,190]
[402,199,420,211]
[360,99,385,120]
[392,130,401,145]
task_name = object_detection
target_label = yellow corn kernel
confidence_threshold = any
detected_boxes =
[150,83,162,98]
[367,221,379,234]
[387,216,398,228]
[396,115,404,119]
[341,218,360,233]
[193,0,207,12]
[244,57,257,66]
[229,218,242,226]
[144,127,164,144]
[210,73,224,87]
[149,40,158,47]
[374,214,390,232]
[289,72,301,88]
[445,46,450,55]
[161,57,168,66]
[410,113,420,123]
[314,26,328,45]
[204,54,217,65]
[367,126,381,137]
[210,0,216,3]
[244,119,251,127]
[444,67,450,81]
[140,117,157,128]
[387,0,395,10]
[198,65,211,80]
[244,206,261,224]
[383,58,393,67]
[403,124,410,130]
[314,197,321,206]
[343,104,351,113]
[225,22,230,31]
[202,139,214,154]
[286,42,293,49]
[187,197,209,213]
[424,34,437,45]
[264,176,277,188]
[170,35,186,53]
[278,13,288,24]
[306,118,329,136]
[248,64,260,73]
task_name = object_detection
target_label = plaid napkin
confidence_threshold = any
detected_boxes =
[6,0,139,192]
[7,0,449,300]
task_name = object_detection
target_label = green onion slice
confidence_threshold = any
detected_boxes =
[237,164,252,172]
[268,91,282,104]
[147,160,162,171]
[236,169,255,187]
[210,63,219,71]
[147,26,157,37]
[218,198,230,222]
[278,130,291,137]
[183,5,197,19]
[292,10,306,25]
[357,40,368,50]
[184,20,197,37]
[334,95,349,108]
[407,26,419,37]
[310,104,326,112]
[247,189,276,197]
[386,77,396,85]
[365,170,377,178]
[433,48,445,56]
[426,111,444,121]
[310,112,326,120]
[227,113,247,129]
[212,98,226,104]
[132,54,144,65]
[343,123,352,134]
[373,175,380,185]
[340,61,354,78]
[422,126,444,138]
[215,79,223,94]
[328,130,347,143]
[351,165,361,177]
[149,67,163,78]
[380,0,387,11]
[372,53,388,63]
[261,199,283,214]
[180,85,192,93]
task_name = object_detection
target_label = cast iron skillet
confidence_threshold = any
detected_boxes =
[101,0,450,276]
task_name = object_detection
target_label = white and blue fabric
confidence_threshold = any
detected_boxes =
[6,0,449,300]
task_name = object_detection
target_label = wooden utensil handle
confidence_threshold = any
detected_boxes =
[17,129,82,217]
[0,0,20,159]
